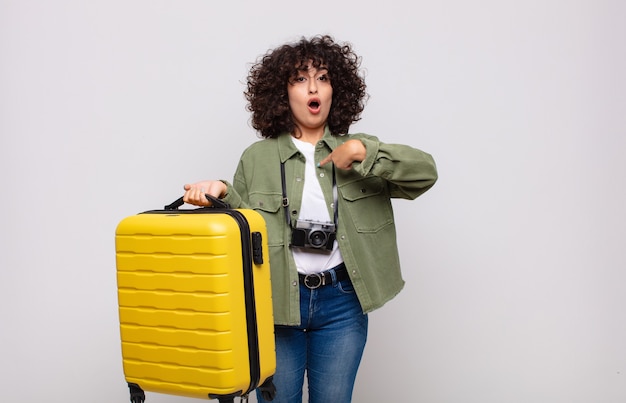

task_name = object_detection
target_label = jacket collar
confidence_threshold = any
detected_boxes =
[277,126,340,163]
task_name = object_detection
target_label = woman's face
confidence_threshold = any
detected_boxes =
[287,63,333,137]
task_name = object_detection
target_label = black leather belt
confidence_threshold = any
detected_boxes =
[298,263,348,289]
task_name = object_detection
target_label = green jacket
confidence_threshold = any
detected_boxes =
[222,126,437,325]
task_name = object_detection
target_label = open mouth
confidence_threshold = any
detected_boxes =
[308,99,321,113]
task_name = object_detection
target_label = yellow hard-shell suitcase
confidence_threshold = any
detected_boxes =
[115,196,276,403]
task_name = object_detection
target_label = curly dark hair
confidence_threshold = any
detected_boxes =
[244,35,368,139]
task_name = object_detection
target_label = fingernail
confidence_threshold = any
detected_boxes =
[316,162,321,168]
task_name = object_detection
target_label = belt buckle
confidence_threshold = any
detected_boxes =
[303,273,323,289]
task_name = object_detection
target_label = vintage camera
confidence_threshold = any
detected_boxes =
[290,219,336,251]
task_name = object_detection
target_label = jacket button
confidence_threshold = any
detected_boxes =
[292,281,298,286]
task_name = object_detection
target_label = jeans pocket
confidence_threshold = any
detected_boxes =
[336,278,356,294]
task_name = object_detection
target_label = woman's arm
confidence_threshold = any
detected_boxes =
[335,134,438,200]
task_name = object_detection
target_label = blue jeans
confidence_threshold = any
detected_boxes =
[257,273,368,403]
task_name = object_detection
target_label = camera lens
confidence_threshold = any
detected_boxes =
[308,230,327,248]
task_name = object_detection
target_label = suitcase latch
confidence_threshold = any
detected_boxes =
[252,232,264,265]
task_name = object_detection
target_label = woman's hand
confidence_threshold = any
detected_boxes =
[183,180,227,206]
[318,139,366,170]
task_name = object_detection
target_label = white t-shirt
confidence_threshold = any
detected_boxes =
[290,137,343,274]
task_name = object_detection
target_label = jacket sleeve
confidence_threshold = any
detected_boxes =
[350,133,438,200]
[220,158,251,209]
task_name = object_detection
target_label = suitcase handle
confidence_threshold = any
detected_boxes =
[164,194,231,210]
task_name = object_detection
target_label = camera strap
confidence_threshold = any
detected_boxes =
[280,161,291,226]
[280,161,337,228]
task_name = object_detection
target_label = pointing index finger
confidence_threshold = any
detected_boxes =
[318,154,332,167]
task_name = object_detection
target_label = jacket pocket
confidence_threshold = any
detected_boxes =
[339,176,393,233]
[248,192,285,246]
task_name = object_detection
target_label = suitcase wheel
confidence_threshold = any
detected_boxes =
[127,383,145,403]
[258,377,277,401]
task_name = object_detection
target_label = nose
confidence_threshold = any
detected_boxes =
[308,80,318,94]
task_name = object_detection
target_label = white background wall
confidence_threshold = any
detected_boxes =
[1,1,625,402]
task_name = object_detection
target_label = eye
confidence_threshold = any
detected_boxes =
[318,74,329,82]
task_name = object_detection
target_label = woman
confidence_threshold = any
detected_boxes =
[183,35,437,403]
